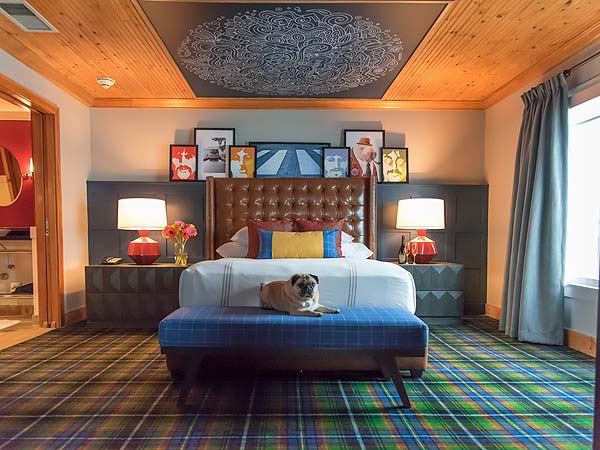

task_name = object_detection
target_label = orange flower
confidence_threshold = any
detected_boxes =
[162,225,177,239]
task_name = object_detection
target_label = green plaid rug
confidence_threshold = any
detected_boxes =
[0,317,593,449]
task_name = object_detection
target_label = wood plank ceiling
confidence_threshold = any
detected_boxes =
[0,0,598,109]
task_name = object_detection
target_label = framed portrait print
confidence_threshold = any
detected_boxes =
[381,147,409,183]
[170,145,198,181]
[251,142,330,178]
[194,128,235,180]
[229,146,256,178]
[344,129,385,182]
[322,147,350,178]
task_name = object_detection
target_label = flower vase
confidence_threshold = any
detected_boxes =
[174,241,188,266]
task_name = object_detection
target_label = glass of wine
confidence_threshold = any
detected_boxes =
[404,243,411,264]
[409,242,419,264]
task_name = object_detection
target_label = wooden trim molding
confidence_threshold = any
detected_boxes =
[564,329,596,358]
[91,98,484,110]
[0,73,58,114]
[481,21,600,108]
[485,304,501,320]
[486,304,596,357]
[0,76,64,329]
[64,306,87,327]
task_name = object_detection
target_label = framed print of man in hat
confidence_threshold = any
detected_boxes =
[344,130,385,181]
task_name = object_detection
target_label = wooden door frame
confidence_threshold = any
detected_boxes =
[0,73,64,328]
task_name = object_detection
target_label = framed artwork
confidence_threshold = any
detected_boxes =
[344,129,385,182]
[169,145,198,181]
[229,146,256,178]
[381,147,409,183]
[194,128,235,180]
[322,147,350,178]
[251,142,330,178]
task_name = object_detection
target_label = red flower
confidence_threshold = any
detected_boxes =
[162,225,177,239]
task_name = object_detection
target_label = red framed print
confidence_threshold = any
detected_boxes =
[170,145,198,181]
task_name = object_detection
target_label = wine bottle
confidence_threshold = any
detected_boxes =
[398,235,406,264]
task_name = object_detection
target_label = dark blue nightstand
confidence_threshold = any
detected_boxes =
[399,262,464,325]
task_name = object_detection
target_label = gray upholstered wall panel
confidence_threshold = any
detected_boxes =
[87,181,205,264]
[87,181,488,313]
[377,184,488,314]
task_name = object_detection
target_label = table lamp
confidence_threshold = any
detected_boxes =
[118,198,167,265]
[396,198,445,264]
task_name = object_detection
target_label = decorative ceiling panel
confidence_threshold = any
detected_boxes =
[140,2,446,98]
[0,1,598,109]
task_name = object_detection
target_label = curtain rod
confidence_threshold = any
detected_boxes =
[563,49,600,78]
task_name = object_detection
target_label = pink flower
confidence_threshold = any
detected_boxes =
[162,225,177,239]
[185,224,197,237]
[174,220,185,228]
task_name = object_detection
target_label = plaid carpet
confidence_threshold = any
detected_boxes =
[0,317,593,449]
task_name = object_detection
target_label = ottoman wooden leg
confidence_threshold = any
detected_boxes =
[177,352,205,407]
[409,369,424,379]
[375,353,411,409]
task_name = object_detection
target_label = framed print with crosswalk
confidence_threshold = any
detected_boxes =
[251,142,330,178]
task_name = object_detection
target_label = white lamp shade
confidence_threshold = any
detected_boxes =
[117,198,167,230]
[396,198,445,230]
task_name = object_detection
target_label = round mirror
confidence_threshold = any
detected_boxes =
[0,146,23,206]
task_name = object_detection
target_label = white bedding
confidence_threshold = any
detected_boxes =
[179,259,416,313]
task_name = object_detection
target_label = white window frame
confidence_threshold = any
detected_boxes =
[564,94,600,296]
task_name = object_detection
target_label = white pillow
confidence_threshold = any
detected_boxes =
[216,241,248,258]
[341,231,355,244]
[341,242,373,259]
[230,226,249,247]
[231,225,355,246]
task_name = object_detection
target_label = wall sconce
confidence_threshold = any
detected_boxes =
[22,158,33,179]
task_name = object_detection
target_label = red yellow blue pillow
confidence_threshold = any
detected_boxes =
[256,229,341,259]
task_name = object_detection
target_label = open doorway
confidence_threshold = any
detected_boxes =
[0,96,47,348]
[0,74,64,347]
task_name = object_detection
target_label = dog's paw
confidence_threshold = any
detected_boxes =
[333,309,340,314]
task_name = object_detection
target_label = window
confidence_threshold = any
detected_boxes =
[565,95,600,288]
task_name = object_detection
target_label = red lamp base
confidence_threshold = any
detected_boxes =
[409,229,438,264]
[127,230,161,265]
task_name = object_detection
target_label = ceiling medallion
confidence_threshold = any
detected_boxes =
[177,7,403,97]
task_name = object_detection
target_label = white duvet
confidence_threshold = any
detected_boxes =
[179,258,416,313]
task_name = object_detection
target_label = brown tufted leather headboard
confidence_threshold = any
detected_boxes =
[205,177,377,260]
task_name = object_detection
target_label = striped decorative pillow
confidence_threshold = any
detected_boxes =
[256,230,341,259]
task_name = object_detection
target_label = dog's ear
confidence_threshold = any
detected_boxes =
[309,274,319,284]
[291,274,302,286]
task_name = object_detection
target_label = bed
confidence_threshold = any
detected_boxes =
[172,177,424,373]
[180,258,416,311]
[179,176,415,312]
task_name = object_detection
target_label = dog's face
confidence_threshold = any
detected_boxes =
[290,273,319,299]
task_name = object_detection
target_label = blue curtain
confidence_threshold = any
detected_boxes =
[500,74,569,345]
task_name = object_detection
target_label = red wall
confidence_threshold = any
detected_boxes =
[0,120,34,228]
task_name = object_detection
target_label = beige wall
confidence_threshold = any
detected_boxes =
[90,108,485,184]
[484,41,600,336]
[483,92,524,308]
[0,49,91,313]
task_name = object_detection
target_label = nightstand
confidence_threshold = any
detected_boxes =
[399,262,464,325]
[85,264,188,328]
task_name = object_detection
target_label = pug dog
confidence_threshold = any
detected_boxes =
[259,273,340,317]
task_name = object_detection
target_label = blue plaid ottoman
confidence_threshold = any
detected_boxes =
[159,305,429,408]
